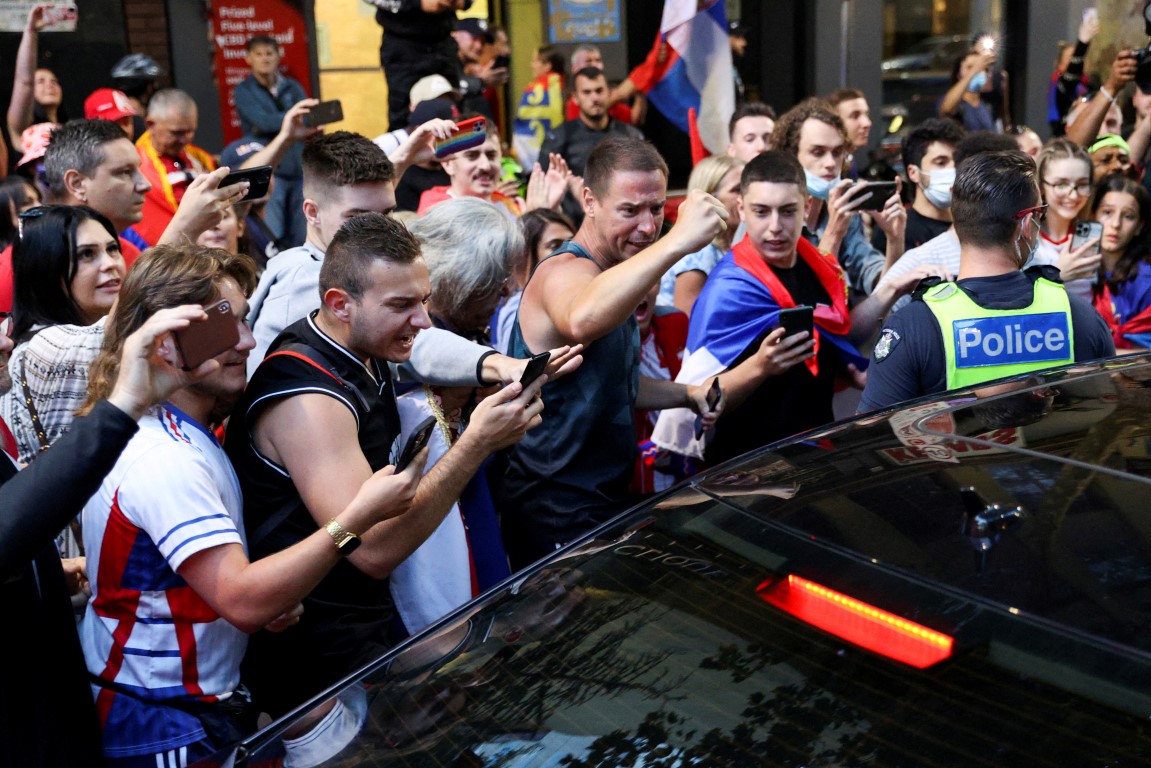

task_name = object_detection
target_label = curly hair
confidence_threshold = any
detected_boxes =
[771,98,849,158]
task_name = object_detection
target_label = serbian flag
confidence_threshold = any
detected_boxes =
[651,237,867,458]
[512,71,566,168]
[628,0,735,155]
[1094,282,1151,349]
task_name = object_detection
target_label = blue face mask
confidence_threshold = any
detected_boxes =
[804,169,839,201]
[968,71,987,93]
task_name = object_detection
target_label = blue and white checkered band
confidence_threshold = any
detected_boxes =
[952,312,1070,369]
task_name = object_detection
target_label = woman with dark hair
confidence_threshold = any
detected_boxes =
[1090,174,1151,349]
[0,205,125,560]
[6,5,67,153]
[493,207,574,354]
[0,176,41,250]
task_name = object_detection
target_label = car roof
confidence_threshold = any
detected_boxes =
[213,353,1151,766]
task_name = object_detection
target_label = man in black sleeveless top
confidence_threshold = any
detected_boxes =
[505,135,729,569]
[226,214,544,735]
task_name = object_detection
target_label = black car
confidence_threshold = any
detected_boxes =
[198,354,1151,767]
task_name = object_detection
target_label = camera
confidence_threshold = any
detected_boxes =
[1139,2,1151,93]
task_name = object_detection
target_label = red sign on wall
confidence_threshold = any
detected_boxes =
[210,0,312,145]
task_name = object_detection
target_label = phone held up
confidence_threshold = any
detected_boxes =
[434,116,488,159]
[220,165,273,203]
[173,299,240,371]
[302,100,344,128]
[1071,220,1103,256]
[853,180,898,212]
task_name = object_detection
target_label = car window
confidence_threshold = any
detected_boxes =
[225,487,1151,766]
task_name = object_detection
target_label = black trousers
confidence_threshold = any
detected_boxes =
[379,34,460,129]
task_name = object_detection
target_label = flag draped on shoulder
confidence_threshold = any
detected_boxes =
[627,0,735,155]
[512,71,565,168]
[651,236,865,458]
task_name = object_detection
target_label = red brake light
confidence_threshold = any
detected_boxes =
[757,574,954,669]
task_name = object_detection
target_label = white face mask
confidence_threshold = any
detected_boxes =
[804,169,839,201]
[920,167,955,209]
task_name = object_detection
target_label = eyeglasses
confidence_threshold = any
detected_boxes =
[1043,180,1092,196]
[1014,204,1048,223]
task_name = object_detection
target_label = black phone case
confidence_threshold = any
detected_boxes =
[396,416,436,472]
[855,182,896,211]
[519,352,550,386]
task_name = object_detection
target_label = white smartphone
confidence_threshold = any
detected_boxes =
[42,4,78,32]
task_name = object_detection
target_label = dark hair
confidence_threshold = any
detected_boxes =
[245,35,279,52]
[771,98,848,157]
[0,178,37,250]
[1090,173,1151,287]
[43,119,129,198]
[11,205,119,342]
[952,130,1019,166]
[825,88,865,108]
[728,101,776,140]
[536,45,566,78]
[320,212,422,301]
[572,66,607,89]
[302,131,395,199]
[952,150,1039,248]
[902,117,966,170]
[519,208,575,274]
[740,150,805,195]
[584,135,669,198]
[83,244,257,411]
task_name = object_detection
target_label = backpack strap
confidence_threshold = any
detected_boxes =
[263,343,372,415]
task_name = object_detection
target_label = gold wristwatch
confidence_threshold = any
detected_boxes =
[325,519,362,556]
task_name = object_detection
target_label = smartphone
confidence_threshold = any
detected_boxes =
[519,351,550,387]
[853,180,898,211]
[493,54,510,70]
[302,100,344,128]
[42,3,78,32]
[1083,8,1098,25]
[220,165,273,203]
[173,299,240,371]
[694,377,723,440]
[434,116,488,159]
[395,416,436,473]
[1071,220,1103,255]
[778,305,814,338]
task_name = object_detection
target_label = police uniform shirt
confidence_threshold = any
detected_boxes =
[858,267,1114,413]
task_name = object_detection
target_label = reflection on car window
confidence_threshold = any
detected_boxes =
[231,488,1151,767]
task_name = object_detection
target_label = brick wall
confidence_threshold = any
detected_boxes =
[122,0,173,86]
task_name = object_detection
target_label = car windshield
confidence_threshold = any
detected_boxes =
[211,361,1151,767]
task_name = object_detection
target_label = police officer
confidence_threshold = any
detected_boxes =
[859,150,1114,412]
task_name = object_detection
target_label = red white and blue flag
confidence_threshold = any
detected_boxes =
[630,0,735,155]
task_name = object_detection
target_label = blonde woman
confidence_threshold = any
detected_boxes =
[657,155,744,315]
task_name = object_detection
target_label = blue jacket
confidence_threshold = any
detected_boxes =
[233,74,308,179]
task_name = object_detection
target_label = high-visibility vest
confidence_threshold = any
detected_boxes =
[922,277,1075,390]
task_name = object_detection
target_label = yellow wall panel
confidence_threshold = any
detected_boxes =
[319,71,390,139]
[314,0,382,70]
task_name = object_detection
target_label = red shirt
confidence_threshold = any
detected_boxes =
[0,236,141,314]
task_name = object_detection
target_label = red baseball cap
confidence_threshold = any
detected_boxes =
[84,88,138,122]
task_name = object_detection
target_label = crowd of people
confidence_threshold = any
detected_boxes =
[1,3,1148,765]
